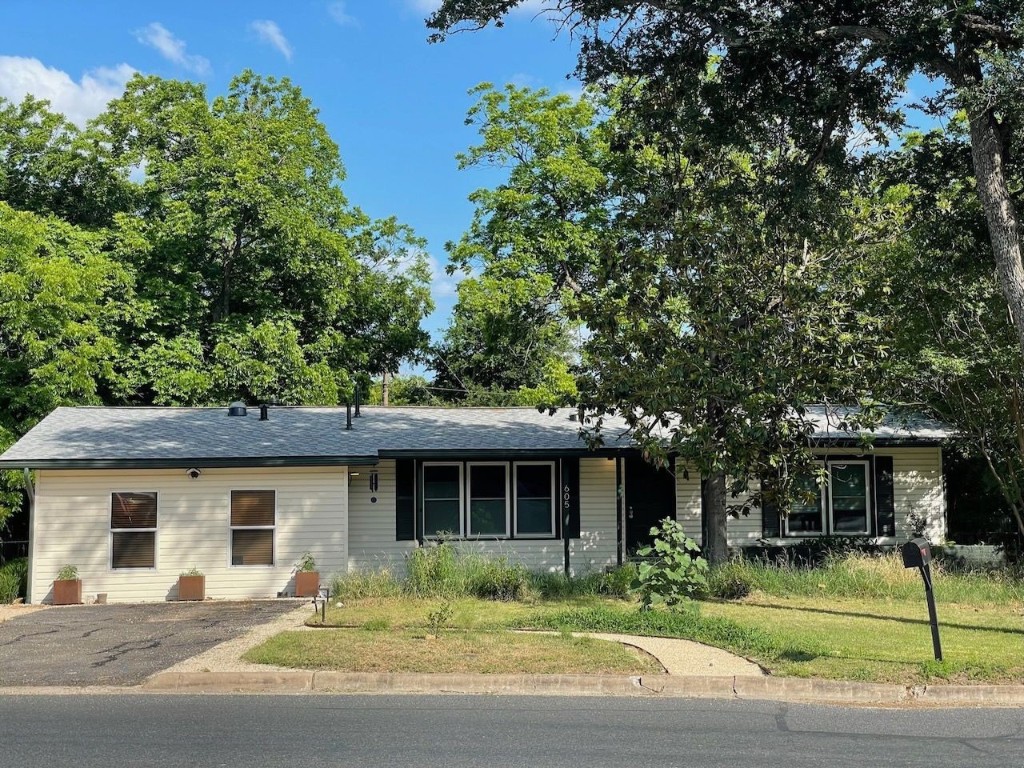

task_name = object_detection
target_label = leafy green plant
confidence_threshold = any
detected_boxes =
[296,552,317,573]
[180,566,203,577]
[56,564,79,581]
[0,558,28,603]
[426,600,454,637]
[632,519,709,611]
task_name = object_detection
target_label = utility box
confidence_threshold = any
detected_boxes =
[901,538,932,569]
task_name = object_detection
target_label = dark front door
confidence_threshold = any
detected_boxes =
[624,454,677,553]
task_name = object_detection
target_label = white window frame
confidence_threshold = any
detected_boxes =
[421,462,465,538]
[783,462,827,538]
[827,460,873,536]
[228,489,277,568]
[466,462,510,538]
[109,490,159,571]
[513,461,557,538]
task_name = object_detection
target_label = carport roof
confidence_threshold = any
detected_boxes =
[0,404,950,469]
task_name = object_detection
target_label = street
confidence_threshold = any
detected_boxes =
[0,694,1021,767]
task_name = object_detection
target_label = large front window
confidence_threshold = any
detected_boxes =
[420,460,558,539]
[783,460,872,537]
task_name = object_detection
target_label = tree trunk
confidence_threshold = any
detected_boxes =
[702,470,728,565]
[967,108,1024,354]
[382,369,390,407]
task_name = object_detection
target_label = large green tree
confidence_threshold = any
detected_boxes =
[96,71,432,405]
[446,82,888,562]
[428,1,1024,382]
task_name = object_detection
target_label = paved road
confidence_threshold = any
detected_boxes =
[0,601,300,686]
[1,694,1021,767]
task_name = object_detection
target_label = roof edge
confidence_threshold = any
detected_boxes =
[0,456,379,470]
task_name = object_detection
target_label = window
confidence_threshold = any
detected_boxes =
[514,462,555,536]
[422,464,462,537]
[468,463,508,536]
[782,460,872,537]
[784,470,826,536]
[110,492,157,569]
[230,490,275,566]
[829,462,871,534]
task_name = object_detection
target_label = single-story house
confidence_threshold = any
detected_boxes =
[0,404,949,604]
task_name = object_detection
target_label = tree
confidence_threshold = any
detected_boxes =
[428,2,1024,370]
[96,71,432,404]
[869,124,1024,542]
[446,81,888,562]
[0,203,131,525]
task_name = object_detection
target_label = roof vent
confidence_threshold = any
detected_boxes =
[259,404,269,421]
[228,401,248,417]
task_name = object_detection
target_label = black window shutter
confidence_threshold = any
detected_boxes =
[561,457,581,539]
[395,459,416,541]
[874,456,896,537]
[761,478,781,538]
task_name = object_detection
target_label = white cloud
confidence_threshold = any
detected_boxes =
[327,1,357,26]
[251,20,293,61]
[134,22,210,74]
[0,56,135,126]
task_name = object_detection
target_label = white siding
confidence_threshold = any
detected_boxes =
[348,457,621,576]
[347,460,416,571]
[674,460,702,542]
[29,466,347,604]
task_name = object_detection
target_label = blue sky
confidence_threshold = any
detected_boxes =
[0,0,581,342]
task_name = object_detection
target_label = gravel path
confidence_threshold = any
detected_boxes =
[0,605,44,623]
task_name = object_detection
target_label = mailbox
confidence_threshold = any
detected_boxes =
[901,538,932,569]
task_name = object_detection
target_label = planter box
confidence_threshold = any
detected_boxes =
[53,579,82,605]
[294,571,320,598]
[177,575,205,601]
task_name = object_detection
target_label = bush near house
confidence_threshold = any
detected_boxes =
[0,557,28,603]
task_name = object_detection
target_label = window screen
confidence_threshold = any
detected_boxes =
[515,464,554,536]
[110,492,157,569]
[423,465,461,537]
[469,464,507,536]
[231,490,275,565]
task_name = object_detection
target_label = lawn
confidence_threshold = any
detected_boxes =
[243,627,663,675]
[241,550,1024,684]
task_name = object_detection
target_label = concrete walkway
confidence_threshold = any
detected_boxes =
[573,633,763,677]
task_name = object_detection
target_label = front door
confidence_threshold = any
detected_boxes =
[624,454,677,553]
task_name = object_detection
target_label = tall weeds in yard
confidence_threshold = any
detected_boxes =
[707,551,1024,605]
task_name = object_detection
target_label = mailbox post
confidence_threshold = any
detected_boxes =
[901,538,942,662]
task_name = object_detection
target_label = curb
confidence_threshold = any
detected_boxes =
[140,671,1024,706]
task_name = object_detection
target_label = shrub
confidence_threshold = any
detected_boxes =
[0,558,28,603]
[470,558,529,601]
[633,519,709,610]
[707,563,753,600]
[406,542,464,598]
[330,569,403,600]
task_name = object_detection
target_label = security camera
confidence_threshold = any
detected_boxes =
[186,468,201,480]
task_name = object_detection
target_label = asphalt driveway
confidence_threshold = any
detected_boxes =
[0,601,301,687]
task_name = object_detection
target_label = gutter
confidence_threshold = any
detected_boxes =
[0,455,381,470]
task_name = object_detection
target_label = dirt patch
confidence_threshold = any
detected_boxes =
[0,604,45,623]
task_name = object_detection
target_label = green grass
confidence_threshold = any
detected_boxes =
[286,551,1024,684]
[243,628,663,675]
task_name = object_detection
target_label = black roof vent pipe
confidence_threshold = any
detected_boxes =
[354,386,361,418]
[228,401,247,417]
[346,402,353,430]
[259,404,269,421]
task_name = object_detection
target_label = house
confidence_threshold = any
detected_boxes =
[0,404,949,604]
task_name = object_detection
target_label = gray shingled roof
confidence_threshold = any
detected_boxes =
[0,404,950,468]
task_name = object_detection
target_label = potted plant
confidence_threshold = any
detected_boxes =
[53,564,82,605]
[177,567,205,601]
[294,552,319,597]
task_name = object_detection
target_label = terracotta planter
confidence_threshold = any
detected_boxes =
[177,575,205,601]
[53,579,82,605]
[294,571,320,597]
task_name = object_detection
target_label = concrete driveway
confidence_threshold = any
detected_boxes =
[0,601,302,687]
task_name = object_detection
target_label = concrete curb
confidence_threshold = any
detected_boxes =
[140,671,1024,706]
